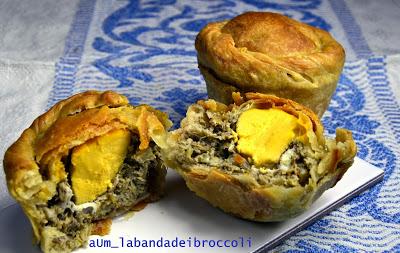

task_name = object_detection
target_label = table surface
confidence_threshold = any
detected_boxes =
[0,0,399,252]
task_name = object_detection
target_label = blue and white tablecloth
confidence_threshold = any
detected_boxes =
[1,0,400,251]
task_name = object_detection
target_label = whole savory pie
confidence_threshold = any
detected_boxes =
[195,12,345,117]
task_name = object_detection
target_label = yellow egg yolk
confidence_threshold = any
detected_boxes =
[71,129,131,204]
[236,108,312,166]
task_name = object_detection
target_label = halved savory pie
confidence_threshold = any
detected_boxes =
[163,93,356,221]
[3,91,171,253]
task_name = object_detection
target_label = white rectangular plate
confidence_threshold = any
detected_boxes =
[0,157,383,253]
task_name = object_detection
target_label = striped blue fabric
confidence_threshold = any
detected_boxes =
[47,0,400,251]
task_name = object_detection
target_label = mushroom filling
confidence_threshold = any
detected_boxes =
[36,135,163,251]
[173,103,319,187]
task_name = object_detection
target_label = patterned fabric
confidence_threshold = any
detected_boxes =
[48,0,400,251]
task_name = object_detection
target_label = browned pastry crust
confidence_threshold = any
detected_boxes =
[3,90,171,249]
[195,12,345,117]
[91,218,112,236]
[164,93,356,221]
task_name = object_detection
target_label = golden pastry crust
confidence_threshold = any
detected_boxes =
[3,90,171,244]
[164,93,356,221]
[91,218,112,236]
[195,12,345,117]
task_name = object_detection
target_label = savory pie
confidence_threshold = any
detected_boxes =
[163,93,356,221]
[3,91,171,253]
[195,12,345,117]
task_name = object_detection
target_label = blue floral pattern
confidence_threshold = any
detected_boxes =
[48,0,400,251]
[156,87,207,128]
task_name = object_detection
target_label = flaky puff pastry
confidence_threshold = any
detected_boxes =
[3,91,171,246]
[163,93,356,221]
[195,12,345,117]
